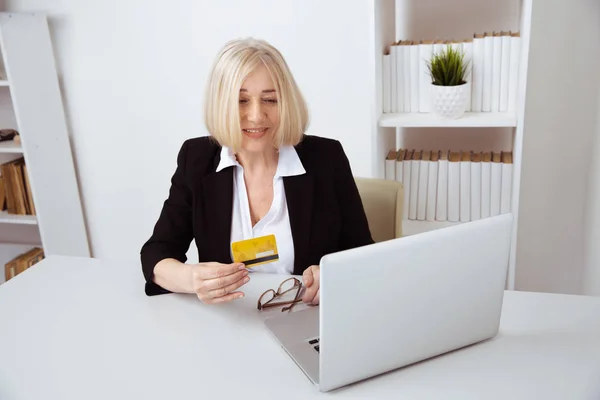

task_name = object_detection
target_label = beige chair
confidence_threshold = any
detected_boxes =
[354,177,404,243]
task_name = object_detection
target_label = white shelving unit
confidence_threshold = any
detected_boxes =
[0,140,22,153]
[0,12,90,283]
[379,112,518,128]
[0,211,37,225]
[368,0,532,289]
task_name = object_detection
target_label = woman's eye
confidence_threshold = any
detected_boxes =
[239,98,277,105]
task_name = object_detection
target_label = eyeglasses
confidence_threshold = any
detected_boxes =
[257,277,303,312]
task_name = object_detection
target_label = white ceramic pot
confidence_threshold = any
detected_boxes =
[429,82,468,119]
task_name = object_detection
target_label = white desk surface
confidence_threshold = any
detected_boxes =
[1,255,600,400]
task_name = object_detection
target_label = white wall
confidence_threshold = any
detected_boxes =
[4,0,375,263]
[583,80,600,296]
[515,0,600,294]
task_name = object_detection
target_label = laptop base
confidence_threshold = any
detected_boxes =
[264,306,320,385]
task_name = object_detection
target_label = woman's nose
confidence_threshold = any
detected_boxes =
[246,100,264,123]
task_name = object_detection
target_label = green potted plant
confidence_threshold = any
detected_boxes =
[426,45,471,119]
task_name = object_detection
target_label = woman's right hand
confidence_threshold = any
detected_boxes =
[190,262,250,304]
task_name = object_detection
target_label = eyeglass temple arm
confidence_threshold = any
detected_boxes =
[260,298,303,308]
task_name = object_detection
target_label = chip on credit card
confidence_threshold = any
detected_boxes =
[231,234,279,268]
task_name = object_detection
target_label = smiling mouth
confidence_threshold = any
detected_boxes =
[243,128,269,133]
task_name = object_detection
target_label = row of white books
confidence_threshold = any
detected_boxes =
[384,148,513,222]
[382,31,521,114]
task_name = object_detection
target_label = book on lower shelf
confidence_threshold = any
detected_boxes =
[402,220,461,236]
[385,147,513,230]
[4,246,44,282]
[1,156,35,216]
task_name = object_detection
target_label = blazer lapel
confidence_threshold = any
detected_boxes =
[283,173,314,275]
[202,166,234,263]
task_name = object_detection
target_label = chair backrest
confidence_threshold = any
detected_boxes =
[354,177,404,242]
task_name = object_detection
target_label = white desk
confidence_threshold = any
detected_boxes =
[1,255,599,399]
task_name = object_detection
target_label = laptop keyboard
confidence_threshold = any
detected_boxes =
[308,337,320,353]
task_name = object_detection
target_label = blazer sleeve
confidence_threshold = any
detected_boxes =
[140,140,194,295]
[333,141,375,249]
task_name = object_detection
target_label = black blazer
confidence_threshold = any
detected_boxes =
[140,134,374,295]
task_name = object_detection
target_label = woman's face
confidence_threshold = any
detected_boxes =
[238,64,280,153]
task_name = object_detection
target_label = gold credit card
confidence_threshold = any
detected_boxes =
[231,234,279,268]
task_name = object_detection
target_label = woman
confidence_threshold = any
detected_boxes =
[140,38,373,305]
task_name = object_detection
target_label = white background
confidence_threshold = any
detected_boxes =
[3,0,600,295]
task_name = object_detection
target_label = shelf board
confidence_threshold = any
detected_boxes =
[379,112,517,128]
[0,80,9,87]
[0,223,41,245]
[0,141,23,153]
[402,220,462,236]
[0,211,37,225]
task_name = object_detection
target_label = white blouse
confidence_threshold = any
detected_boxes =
[216,145,306,274]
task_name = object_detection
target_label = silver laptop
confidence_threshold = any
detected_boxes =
[264,213,513,392]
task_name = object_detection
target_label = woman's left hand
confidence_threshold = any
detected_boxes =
[302,265,320,305]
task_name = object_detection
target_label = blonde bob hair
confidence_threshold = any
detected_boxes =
[204,38,309,151]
